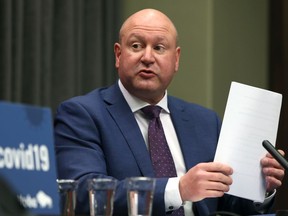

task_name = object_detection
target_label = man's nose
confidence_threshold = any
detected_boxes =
[141,47,155,64]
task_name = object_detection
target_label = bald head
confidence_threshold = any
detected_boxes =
[114,8,181,104]
[119,9,178,46]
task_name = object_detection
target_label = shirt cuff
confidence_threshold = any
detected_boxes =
[254,190,276,213]
[164,177,183,212]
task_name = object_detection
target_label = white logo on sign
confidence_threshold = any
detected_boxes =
[18,190,53,209]
[36,190,53,208]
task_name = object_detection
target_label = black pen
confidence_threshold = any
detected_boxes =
[262,140,288,171]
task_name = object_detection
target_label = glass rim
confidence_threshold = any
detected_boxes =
[56,179,77,184]
[88,178,117,183]
[126,177,155,181]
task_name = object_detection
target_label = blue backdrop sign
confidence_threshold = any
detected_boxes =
[0,101,60,215]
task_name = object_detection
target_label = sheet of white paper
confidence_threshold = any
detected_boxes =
[214,81,282,202]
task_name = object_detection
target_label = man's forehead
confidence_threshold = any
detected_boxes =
[122,20,176,38]
[125,31,170,42]
[126,24,171,34]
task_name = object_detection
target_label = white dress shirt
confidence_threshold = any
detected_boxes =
[118,80,194,215]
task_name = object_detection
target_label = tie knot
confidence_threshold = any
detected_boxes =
[141,105,162,119]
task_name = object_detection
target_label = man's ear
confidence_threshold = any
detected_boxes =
[174,46,181,72]
[114,43,121,69]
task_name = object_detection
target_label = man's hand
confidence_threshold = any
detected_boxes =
[261,150,285,193]
[179,162,233,202]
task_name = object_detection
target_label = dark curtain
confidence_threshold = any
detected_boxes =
[0,0,122,113]
[269,0,288,211]
[269,0,288,210]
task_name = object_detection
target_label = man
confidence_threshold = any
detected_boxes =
[54,8,285,215]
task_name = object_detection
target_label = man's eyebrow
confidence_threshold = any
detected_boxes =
[128,33,168,43]
[127,33,143,39]
[126,33,144,44]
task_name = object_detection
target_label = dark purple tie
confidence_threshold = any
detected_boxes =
[141,105,184,215]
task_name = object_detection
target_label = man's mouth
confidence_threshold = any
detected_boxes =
[138,70,156,78]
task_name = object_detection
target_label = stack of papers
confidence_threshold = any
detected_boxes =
[214,82,282,202]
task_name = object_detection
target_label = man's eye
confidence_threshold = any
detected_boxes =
[154,45,165,53]
[131,43,142,50]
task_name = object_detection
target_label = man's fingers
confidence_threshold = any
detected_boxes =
[200,162,233,175]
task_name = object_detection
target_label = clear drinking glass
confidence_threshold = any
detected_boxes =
[57,179,78,216]
[125,177,156,216]
[87,178,117,216]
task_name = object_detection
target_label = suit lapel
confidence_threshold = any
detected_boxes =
[102,86,205,175]
[102,84,155,177]
[168,98,205,170]
[169,100,218,214]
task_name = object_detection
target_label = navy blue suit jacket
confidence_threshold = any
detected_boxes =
[54,83,269,215]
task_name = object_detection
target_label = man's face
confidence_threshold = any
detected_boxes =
[114,10,180,104]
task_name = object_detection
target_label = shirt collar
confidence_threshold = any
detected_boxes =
[118,79,170,113]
